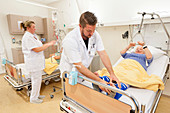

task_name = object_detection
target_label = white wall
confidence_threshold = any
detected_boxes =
[50,0,170,27]
[96,26,129,67]
[49,0,80,29]
[0,0,49,74]
[76,0,170,24]
[49,0,170,68]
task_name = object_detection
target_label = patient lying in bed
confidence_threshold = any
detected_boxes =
[120,41,153,71]
[94,41,164,99]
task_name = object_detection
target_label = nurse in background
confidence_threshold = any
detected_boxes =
[60,11,120,94]
[21,21,56,104]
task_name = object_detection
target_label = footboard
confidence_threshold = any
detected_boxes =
[3,59,31,88]
[4,59,22,83]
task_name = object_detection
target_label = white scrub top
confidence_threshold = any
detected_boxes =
[22,31,45,72]
[60,26,104,75]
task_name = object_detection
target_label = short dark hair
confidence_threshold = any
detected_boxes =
[79,11,97,28]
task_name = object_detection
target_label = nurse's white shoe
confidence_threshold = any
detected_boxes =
[30,99,43,104]
[38,95,45,99]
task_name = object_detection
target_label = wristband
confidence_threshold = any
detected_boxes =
[143,46,147,49]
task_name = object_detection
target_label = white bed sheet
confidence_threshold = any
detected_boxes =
[113,55,169,113]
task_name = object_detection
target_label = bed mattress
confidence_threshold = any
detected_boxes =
[114,55,169,113]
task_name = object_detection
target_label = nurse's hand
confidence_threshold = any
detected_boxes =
[98,80,112,94]
[110,74,121,88]
[48,40,56,46]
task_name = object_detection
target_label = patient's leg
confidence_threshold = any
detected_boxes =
[93,72,129,100]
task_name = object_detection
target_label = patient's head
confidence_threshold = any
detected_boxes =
[135,45,144,54]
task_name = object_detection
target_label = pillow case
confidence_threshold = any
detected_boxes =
[147,45,166,59]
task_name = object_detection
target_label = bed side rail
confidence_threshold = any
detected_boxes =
[3,59,22,84]
[62,71,140,113]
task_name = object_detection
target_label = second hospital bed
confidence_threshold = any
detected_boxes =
[3,58,60,96]
[60,52,169,113]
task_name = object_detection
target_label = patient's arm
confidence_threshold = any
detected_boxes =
[138,41,152,59]
[50,53,61,60]
[120,42,136,54]
[50,53,55,57]
[144,47,152,59]
[54,55,60,60]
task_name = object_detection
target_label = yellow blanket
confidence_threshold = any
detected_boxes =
[97,59,164,92]
[44,57,59,75]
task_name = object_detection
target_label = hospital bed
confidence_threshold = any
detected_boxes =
[60,12,170,113]
[60,53,169,113]
[3,59,60,96]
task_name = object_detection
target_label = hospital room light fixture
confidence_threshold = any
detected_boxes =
[16,0,58,10]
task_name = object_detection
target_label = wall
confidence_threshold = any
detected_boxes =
[49,0,170,68]
[77,0,170,25]
[49,0,80,29]
[0,0,49,74]
[96,26,129,68]
[49,0,131,68]
[50,0,170,27]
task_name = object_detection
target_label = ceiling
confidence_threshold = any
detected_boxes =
[24,0,60,5]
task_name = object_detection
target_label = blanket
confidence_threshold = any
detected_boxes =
[97,59,164,91]
[44,57,59,75]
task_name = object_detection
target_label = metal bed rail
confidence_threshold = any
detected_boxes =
[61,71,140,113]
[150,63,170,113]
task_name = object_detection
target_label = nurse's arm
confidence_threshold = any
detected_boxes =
[32,40,56,52]
[74,62,111,94]
[97,50,121,88]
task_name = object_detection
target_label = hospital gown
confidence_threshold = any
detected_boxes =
[121,53,153,71]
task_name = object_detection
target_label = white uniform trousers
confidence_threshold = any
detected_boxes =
[30,70,42,101]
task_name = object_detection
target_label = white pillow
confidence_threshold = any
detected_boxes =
[147,45,166,59]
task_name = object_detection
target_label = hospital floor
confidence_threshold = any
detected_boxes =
[0,74,170,113]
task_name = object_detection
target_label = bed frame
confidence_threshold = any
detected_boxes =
[60,62,169,113]
[3,59,60,96]
[60,72,139,113]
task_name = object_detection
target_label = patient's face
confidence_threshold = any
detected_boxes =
[135,46,144,54]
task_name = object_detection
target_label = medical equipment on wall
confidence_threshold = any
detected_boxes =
[130,12,170,53]
[12,36,16,44]
[41,37,46,43]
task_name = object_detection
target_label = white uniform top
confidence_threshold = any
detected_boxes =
[60,26,104,75]
[22,31,45,72]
